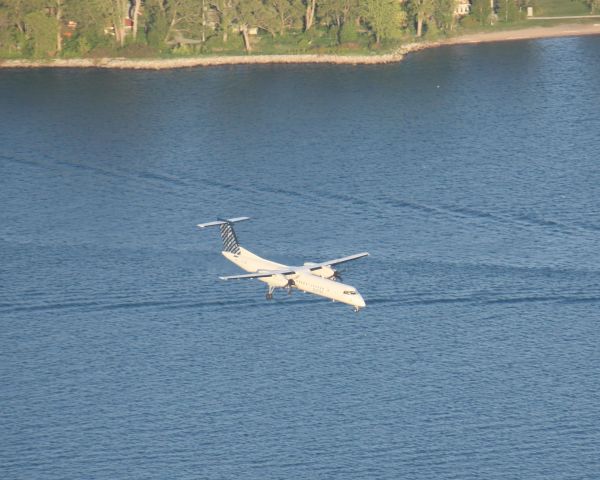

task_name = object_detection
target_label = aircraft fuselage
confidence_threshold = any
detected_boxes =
[223,247,366,309]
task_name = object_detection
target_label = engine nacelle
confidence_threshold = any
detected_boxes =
[269,273,290,288]
[304,263,336,279]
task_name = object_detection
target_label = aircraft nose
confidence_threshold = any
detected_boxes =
[355,293,366,308]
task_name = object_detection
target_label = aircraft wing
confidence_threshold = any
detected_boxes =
[219,252,368,280]
[308,252,369,270]
[219,268,295,280]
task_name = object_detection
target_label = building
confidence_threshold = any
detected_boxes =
[455,0,471,16]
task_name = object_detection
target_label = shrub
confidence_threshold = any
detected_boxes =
[339,22,360,44]
[459,15,480,29]
[78,37,92,56]
[118,43,159,58]
[425,21,440,39]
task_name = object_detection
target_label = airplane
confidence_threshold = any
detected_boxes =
[198,217,369,311]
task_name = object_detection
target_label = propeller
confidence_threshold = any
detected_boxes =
[331,270,343,282]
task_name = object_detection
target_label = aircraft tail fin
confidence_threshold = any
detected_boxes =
[219,222,241,254]
[197,217,250,255]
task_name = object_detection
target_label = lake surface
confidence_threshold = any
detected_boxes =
[1,36,600,479]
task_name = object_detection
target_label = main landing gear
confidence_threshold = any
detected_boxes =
[266,280,295,300]
[266,286,275,300]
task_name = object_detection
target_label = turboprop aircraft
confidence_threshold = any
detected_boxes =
[198,217,369,311]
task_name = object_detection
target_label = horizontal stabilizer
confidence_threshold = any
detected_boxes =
[197,217,250,228]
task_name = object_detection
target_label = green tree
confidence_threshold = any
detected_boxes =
[0,0,67,57]
[78,0,129,46]
[470,0,493,25]
[361,0,406,44]
[155,0,202,47]
[24,10,57,57]
[254,0,281,38]
[236,0,280,52]
[61,0,110,53]
[0,0,28,35]
[497,0,519,22]
[0,0,37,53]
[269,0,302,35]
[211,0,236,42]
[236,0,258,51]
[108,0,129,46]
[131,0,142,40]
[302,0,317,30]
[409,0,435,37]
[144,0,169,48]
[586,0,600,13]
[0,8,10,52]
[433,0,456,32]
[320,0,358,29]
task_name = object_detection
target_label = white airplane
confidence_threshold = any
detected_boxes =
[198,217,369,311]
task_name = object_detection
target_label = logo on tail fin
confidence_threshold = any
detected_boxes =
[197,217,249,255]
[220,222,240,254]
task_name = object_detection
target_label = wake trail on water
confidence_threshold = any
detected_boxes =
[9,149,596,242]
[197,175,600,244]
[0,280,332,315]
[3,279,598,316]
[368,293,600,309]
[0,152,205,200]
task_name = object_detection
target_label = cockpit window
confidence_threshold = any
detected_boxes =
[344,290,357,295]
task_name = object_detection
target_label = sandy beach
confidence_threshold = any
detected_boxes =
[1,23,599,70]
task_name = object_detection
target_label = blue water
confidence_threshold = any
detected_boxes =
[1,36,600,479]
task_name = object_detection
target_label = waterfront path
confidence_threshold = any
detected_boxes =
[528,15,600,20]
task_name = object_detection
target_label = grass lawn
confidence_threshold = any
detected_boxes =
[534,0,591,16]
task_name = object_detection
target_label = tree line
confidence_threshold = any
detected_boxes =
[0,1,592,58]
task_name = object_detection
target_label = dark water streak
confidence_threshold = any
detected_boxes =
[1,37,600,479]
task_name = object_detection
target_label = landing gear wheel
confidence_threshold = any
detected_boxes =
[266,292,273,300]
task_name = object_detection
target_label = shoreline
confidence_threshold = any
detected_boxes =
[1,23,599,70]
